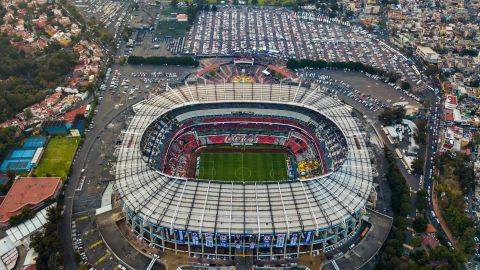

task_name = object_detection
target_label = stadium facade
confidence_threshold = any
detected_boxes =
[114,83,373,260]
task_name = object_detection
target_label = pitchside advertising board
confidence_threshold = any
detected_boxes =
[169,230,315,246]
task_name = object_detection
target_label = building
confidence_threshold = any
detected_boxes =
[115,83,373,262]
[176,14,188,22]
[416,46,440,64]
[0,204,56,270]
[445,95,458,109]
[0,177,62,227]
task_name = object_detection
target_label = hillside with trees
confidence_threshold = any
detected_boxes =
[0,35,76,122]
[437,154,476,255]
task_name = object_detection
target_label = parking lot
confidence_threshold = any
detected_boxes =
[184,7,421,83]
[99,63,192,101]
[299,69,422,116]
[69,0,130,32]
[71,215,129,270]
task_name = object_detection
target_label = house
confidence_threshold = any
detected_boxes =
[176,14,188,22]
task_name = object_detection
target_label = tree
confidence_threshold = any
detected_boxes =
[77,265,90,270]
[9,207,35,226]
[31,206,62,269]
[378,107,406,126]
[0,127,19,161]
[170,0,178,7]
[127,55,199,66]
[409,236,422,247]
[414,119,427,147]
[416,189,428,212]
[411,156,424,175]
[18,1,27,9]
[425,64,438,76]
[413,216,428,232]
[385,148,411,216]
[24,108,33,119]
[118,56,126,65]
[400,81,411,90]
[459,49,478,57]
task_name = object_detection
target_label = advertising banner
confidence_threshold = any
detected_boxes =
[176,230,184,243]
[205,234,214,247]
[235,234,242,249]
[263,235,271,248]
[220,235,228,247]
[276,234,285,248]
[191,232,199,245]
[290,233,298,246]
[303,231,312,244]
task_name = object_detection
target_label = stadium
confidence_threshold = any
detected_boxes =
[114,83,373,261]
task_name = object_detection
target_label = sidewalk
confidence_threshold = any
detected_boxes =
[96,208,165,270]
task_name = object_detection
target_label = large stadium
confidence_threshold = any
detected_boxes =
[114,83,373,261]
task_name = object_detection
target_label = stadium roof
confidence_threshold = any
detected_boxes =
[116,83,372,235]
[0,177,61,226]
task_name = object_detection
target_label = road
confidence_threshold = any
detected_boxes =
[422,78,456,246]
[60,81,145,270]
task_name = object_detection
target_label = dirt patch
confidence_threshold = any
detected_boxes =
[160,250,197,270]
[298,253,323,270]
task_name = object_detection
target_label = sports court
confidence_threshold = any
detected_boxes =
[0,137,47,172]
[197,147,288,181]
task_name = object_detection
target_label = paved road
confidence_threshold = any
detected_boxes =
[60,88,143,269]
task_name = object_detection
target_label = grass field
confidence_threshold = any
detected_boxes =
[160,6,187,17]
[197,148,288,181]
[34,137,80,181]
[156,20,187,38]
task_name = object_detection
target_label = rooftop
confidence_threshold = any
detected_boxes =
[0,177,61,226]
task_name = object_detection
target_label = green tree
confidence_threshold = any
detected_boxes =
[416,189,428,212]
[31,206,62,269]
[118,56,126,65]
[425,64,438,76]
[409,236,422,247]
[413,216,428,232]
[401,81,411,90]
[411,156,424,175]
[9,207,35,226]
[378,107,406,126]
[24,108,33,120]
[77,265,89,270]
[17,1,27,9]
[414,119,427,147]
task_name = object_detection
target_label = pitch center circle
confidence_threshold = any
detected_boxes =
[235,166,252,181]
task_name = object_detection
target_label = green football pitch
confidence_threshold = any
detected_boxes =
[197,149,288,181]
